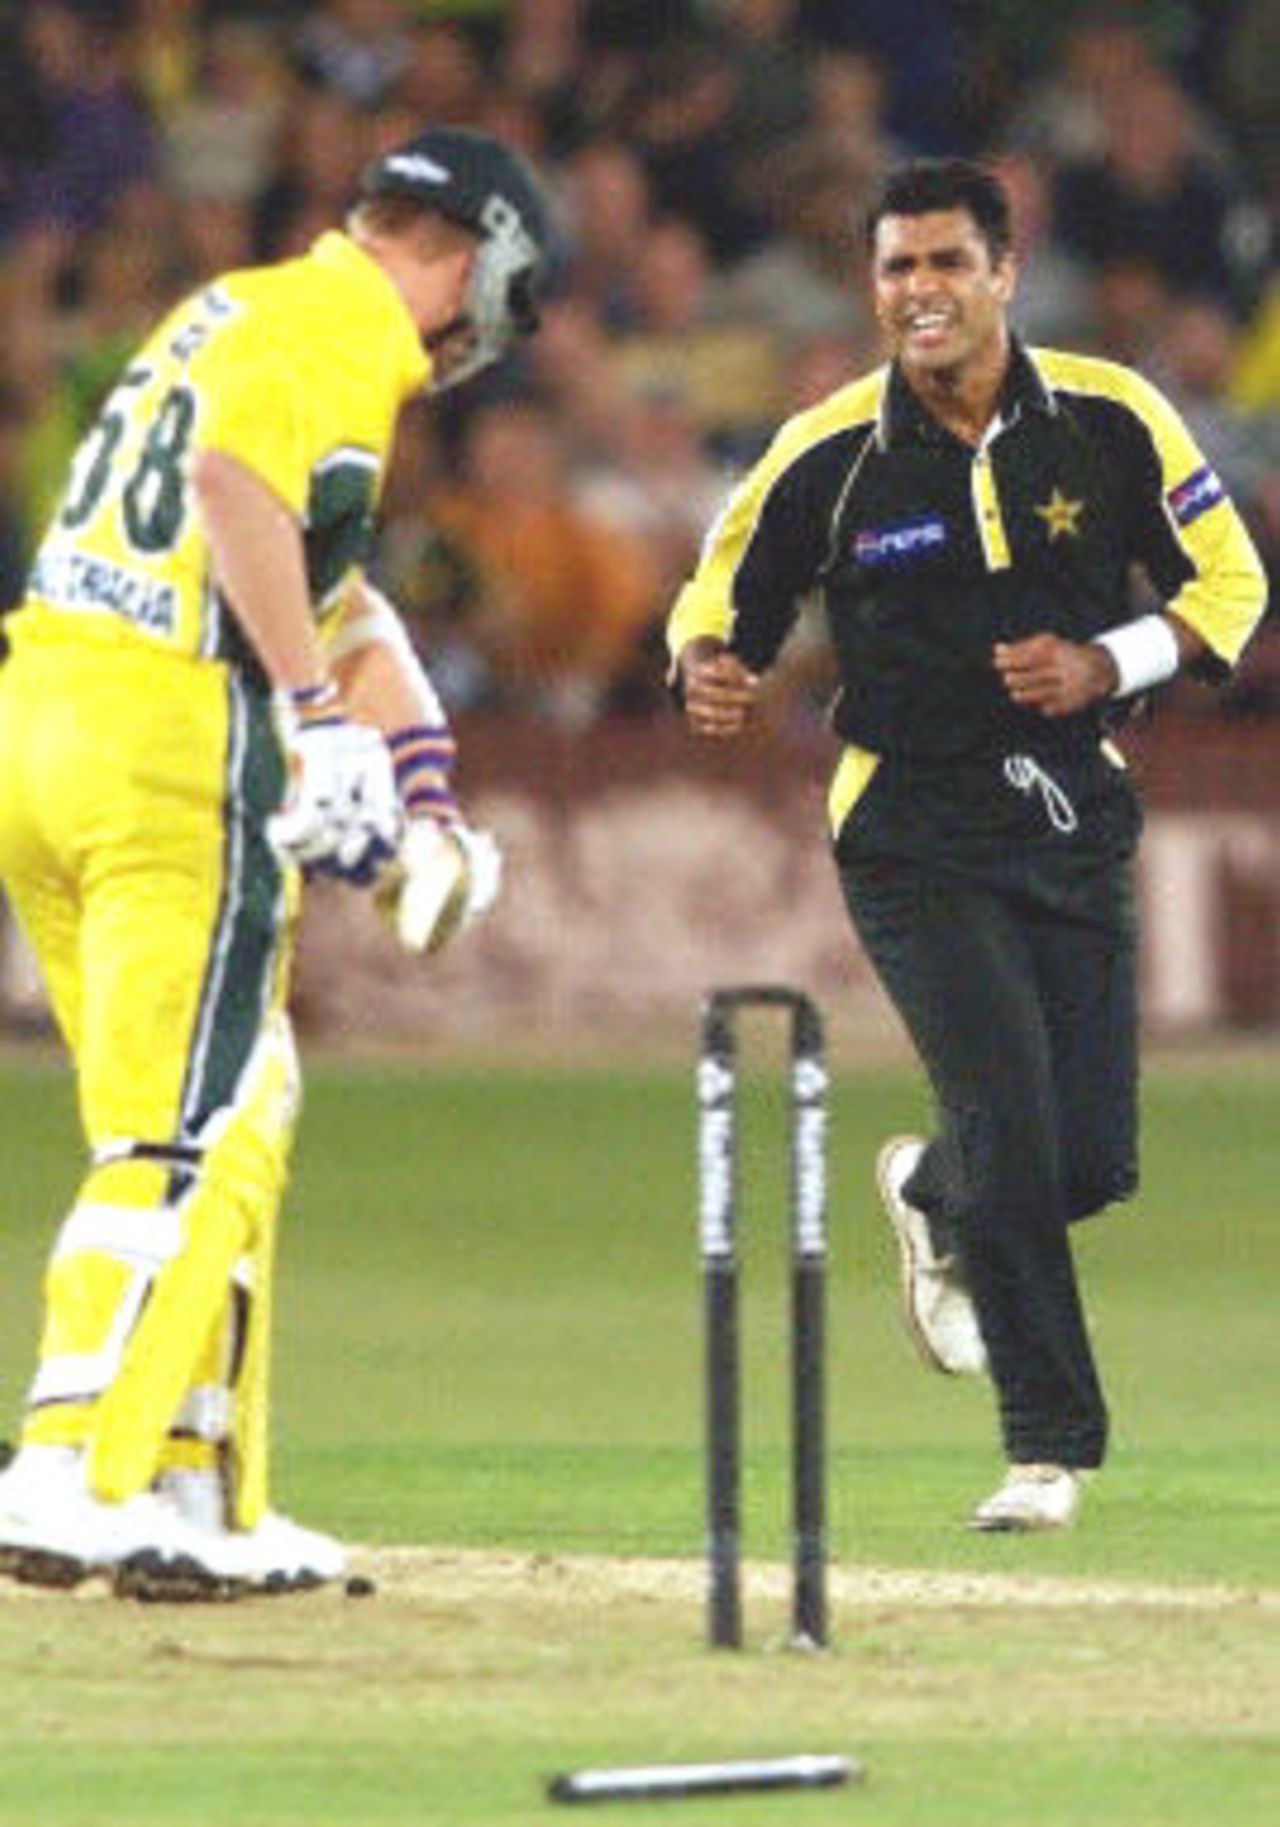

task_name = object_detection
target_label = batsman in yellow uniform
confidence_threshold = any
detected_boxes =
[0,128,548,1596]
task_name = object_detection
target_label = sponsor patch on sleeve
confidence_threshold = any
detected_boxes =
[854,515,948,568]
[1167,465,1224,528]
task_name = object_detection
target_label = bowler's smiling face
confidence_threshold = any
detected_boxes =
[872,208,1017,382]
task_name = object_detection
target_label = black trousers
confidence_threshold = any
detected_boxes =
[838,849,1139,1469]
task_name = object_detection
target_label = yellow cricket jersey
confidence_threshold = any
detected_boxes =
[16,231,430,666]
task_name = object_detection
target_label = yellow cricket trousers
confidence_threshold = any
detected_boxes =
[0,617,296,1521]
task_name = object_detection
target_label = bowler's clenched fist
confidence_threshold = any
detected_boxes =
[679,639,761,738]
[994,633,1117,718]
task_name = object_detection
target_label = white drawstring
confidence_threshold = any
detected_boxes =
[1002,754,1079,834]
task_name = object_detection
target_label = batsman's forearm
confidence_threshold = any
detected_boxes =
[193,448,324,693]
[333,635,425,734]
[330,582,459,823]
[330,580,451,736]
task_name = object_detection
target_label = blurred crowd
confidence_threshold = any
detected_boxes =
[0,0,1276,726]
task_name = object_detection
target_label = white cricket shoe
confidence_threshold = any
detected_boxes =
[0,1445,204,1588]
[227,1512,348,1587]
[876,1137,987,1376]
[112,1468,348,1601]
[969,1463,1087,1533]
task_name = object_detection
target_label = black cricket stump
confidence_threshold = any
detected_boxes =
[698,986,830,1651]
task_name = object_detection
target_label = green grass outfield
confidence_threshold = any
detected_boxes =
[0,1048,1276,1825]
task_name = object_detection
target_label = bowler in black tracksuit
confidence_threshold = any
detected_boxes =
[668,159,1265,1527]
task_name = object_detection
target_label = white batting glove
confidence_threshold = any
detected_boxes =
[375,817,503,953]
[269,687,401,885]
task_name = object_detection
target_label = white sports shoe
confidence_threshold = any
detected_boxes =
[969,1463,1087,1533]
[876,1137,987,1376]
[0,1446,205,1588]
[227,1512,348,1586]
[112,1468,348,1601]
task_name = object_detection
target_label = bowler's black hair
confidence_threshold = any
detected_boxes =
[865,158,1013,264]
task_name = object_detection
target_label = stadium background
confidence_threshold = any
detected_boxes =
[0,0,1276,1044]
[0,14,1276,1819]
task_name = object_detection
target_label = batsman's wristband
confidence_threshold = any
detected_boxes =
[286,680,343,726]
[1092,614,1180,698]
[389,723,459,822]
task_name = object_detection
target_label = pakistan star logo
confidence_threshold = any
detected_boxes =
[1034,487,1085,541]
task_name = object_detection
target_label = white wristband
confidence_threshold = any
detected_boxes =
[1092,614,1180,698]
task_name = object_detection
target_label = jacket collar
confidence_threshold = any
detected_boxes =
[876,336,1058,449]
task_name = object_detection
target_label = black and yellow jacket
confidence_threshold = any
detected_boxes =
[668,341,1266,852]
